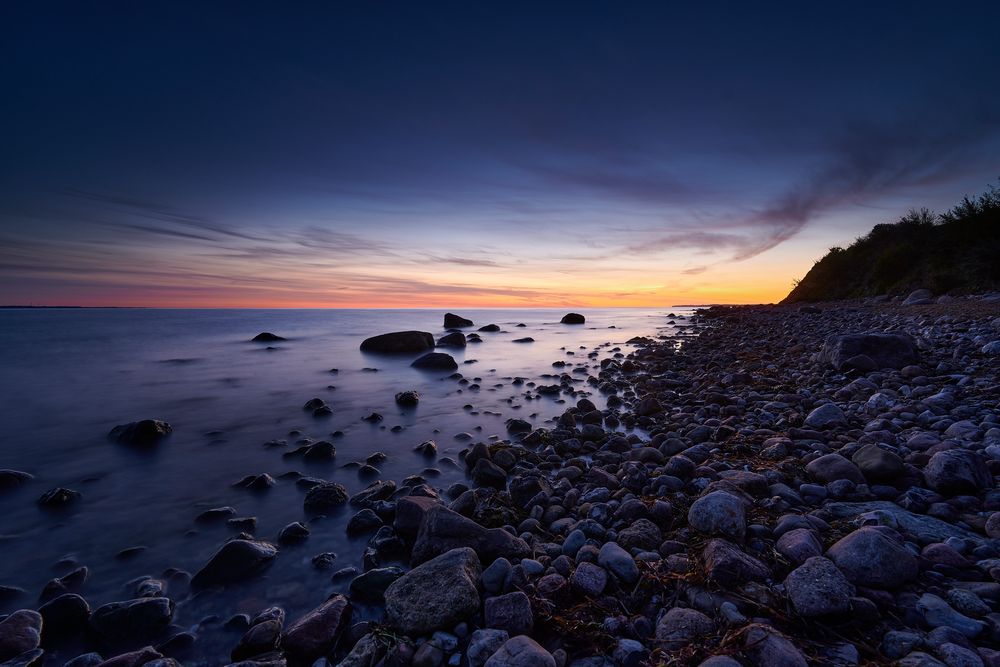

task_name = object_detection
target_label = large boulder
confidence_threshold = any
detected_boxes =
[444,313,474,328]
[360,331,435,354]
[108,420,172,446]
[560,313,585,324]
[818,333,919,370]
[411,352,459,371]
[0,610,42,661]
[280,595,352,664]
[384,547,481,635]
[437,332,467,348]
[411,506,530,565]
[484,636,555,667]
[924,449,992,495]
[89,597,174,646]
[191,539,278,589]
[826,527,917,588]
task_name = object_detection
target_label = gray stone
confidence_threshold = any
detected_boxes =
[702,539,769,586]
[569,562,607,597]
[783,557,854,616]
[803,404,848,429]
[468,629,509,667]
[916,594,985,638]
[819,332,919,370]
[0,610,42,662]
[775,529,822,565]
[412,506,530,565]
[805,453,864,484]
[851,445,904,482]
[821,501,982,544]
[191,540,278,589]
[597,542,639,584]
[826,527,917,588]
[654,607,714,647]
[924,450,992,495]
[89,597,174,645]
[742,624,808,667]
[484,636,555,667]
[484,592,533,636]
[687,491,745,540]
[385,547,481,635]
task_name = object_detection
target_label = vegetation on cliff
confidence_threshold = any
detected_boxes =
[783,182,1000,303]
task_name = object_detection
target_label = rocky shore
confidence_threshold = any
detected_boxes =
[4,299,1000,667]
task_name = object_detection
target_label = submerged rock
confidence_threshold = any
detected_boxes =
[411,352,459,371]
[360,330,435,353]
[108,420,172,446]
[251,332,285,342]
[191,539,278,589]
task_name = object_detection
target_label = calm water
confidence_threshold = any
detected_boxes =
[0,307,691,664]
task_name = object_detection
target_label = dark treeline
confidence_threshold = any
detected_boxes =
[783,181,1000,303]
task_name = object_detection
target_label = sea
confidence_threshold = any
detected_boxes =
[0,307,693,664]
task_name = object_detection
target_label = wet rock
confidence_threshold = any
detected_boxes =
[479,324,500,332]
[251,332,285,342]
[437,332,467,348]
[191,539,278,589]
[0,610,42,661]
[38,593,90,641]
[95,647,164,667]
[384,547,481,635]
[360,331,435,353]
[231,619,282,661]
[468,629,509,667]
[783,556,854,616]
[304,482,349,514]
[395,391,420,407]
[826,527,917,588]
[512,338,534,343]
[277,522,310,544]
[89,598,173,646]
[412,353,459,371]
[108,420,172,446]
[560,313,585,325]
[444,313,474,328]
[347,509,383,535]
[484,591,533,636]
[0,470,33,491]
[688,491,746,540]
[349,567,404,603]
[280,594,352,664]
[484,635,555,667]
[472,459,507,489]
[37,487,81,508]
[924,450,992,495]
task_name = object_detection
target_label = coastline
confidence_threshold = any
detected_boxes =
[2,300,1000,666]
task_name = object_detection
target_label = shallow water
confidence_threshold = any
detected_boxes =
[0,307,691,664]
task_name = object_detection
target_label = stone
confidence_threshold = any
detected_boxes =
[741,624,808,667]
[303,482,349,514]
[89,597,174,646]
[360,331,435,354]
[472,459,507,489]
[37,487,81,508]
[687,491,746,541]
[444,313,474,327]
[0,610,42,661]
[38,593,90,639]
[0,470,33,491]
[251,332,285,342]
[348,567,404,603]
[395,390,420,406]
[924,450,992,495]
[108,420,172,446]
[654,607,714,647]
[411,353,459,371]
[277,522,309,544]
[484,636,555,667]
[616,519,662,551]
[437,332,467,348]
[597,542,639,584]
[569,562,607,597]
[783,556,854,616]
[191,539,278,589]
[231,620,282,661]
[805,453,864,484]
[803,404,847,429]
[484,592,533,635]
[821,501,981,544]
[336,633,381,667]
[280,594,352,664]
[826,527,917,588]
[411,506,529,565]
[482,558,512,594]
[916,593,985,637]
[384,547,482,635]
[903,289,933,306]
[818,333,919,371]
[468,629,509,667]
[775,529,822,565]
[702,539,769,586]
[851,445,904,482]
[560,313,585,324]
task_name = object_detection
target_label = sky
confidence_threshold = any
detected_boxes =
[1,1,999,307]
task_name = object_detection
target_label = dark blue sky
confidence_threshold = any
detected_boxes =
[2,2,998,306]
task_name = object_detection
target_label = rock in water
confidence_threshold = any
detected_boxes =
[411,352,459,371]
[89,597,174,646]
[303,482,349,514]
[411,506,529,564]
[484,635,556,667]
[0,470,34,491]
[384,547,481,635]
[191,539,278,589]
[0,610,42,661]
[108,420,172,445]
[395,390,420,406]
[280,594,352,664]
[444,313,474,328]
[251,332,285,342]
[437,331,468,348]
[826,527,917,588]
[360,331,435,353]
[478,324,500,332]
[818,332,918,370]
[560,313,585,324]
